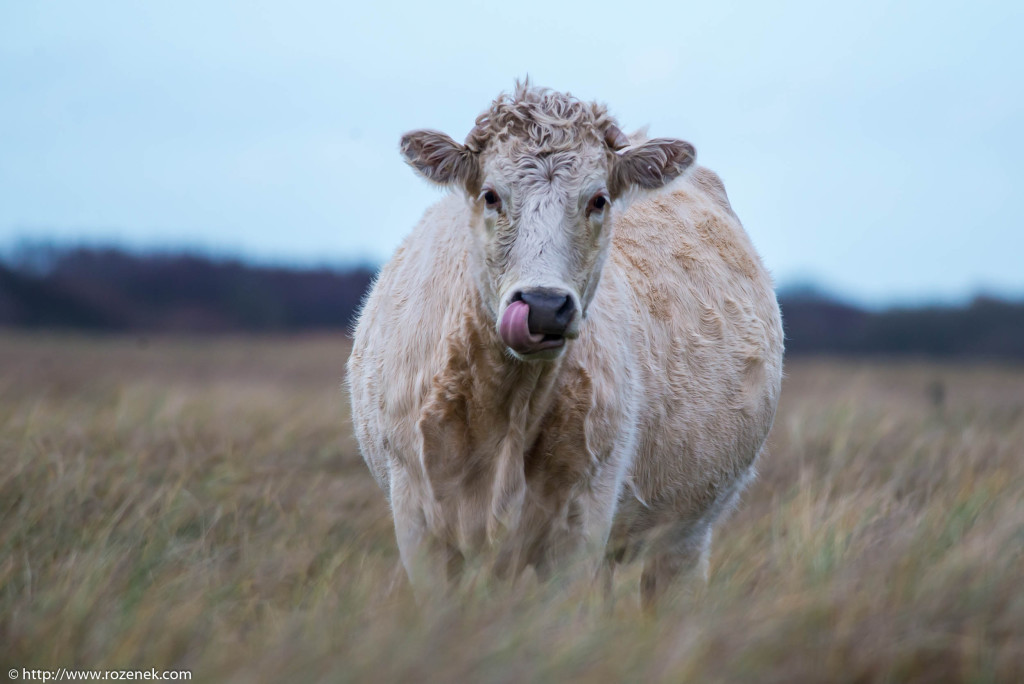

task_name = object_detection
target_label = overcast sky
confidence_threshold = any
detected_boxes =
[1,0,1021,305]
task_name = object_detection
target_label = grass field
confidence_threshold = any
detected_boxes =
[1,334,1022,683]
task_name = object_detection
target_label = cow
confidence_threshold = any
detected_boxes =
[346,82,783,609]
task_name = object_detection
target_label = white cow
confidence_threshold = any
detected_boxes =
[347,83,783,608]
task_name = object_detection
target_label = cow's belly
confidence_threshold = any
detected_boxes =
[610,338,781,552]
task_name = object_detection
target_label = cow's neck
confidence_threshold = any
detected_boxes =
[445,288,565,447]
[418,281,566,550]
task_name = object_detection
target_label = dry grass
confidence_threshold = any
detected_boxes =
[1,333,1022,683]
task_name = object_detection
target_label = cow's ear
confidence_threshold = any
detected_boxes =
[400,129,480,192]
[609,138,695,198]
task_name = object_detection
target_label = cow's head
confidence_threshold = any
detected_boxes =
[400,83,695,360]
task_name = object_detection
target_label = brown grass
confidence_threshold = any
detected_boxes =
[1,334,1022,682]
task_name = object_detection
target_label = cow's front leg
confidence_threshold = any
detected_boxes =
[575,468,628,600]
[390,469,460,601]
[524,492,617,595]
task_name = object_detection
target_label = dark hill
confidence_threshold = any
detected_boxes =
[1,247,375,333]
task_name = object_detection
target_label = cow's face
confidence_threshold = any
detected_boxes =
[400,89,694,360]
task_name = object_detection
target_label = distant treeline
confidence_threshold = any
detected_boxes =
[0,246,375,333]
[1,246,1023,360]
[779,291,1024,360]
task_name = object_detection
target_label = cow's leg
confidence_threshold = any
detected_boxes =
[552,498,622,601]
[390,469,460,602]
[596,556,617,613]
[392,496,435,596]
[393,502,466,600]
[639,524,712,613]
[637,460,758,611]
[520,495,617,599]
[575,463,631,599]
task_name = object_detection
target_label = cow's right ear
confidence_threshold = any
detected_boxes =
[400,130,480,192]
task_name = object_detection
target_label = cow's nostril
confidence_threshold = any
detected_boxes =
[555,295,574,326]
[519,288,576,336]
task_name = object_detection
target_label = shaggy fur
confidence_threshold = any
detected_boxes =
[347,83,784,608]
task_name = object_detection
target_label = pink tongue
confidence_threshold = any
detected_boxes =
[500,301,544,352]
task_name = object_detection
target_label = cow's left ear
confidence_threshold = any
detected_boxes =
[400,129,480,193]
[609,138,696,198]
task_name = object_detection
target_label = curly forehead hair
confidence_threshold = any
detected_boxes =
[465,81,619,156]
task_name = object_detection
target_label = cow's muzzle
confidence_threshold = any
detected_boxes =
[499,288,578,356]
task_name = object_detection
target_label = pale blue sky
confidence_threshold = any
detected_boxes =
[1,1,1021,305]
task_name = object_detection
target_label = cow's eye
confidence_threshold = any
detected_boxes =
[482,189,502,212]
[587,192,609,217]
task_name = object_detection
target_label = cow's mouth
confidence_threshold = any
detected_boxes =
[499,300,566,355]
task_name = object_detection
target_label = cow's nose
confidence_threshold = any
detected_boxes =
[517,288,576,336]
